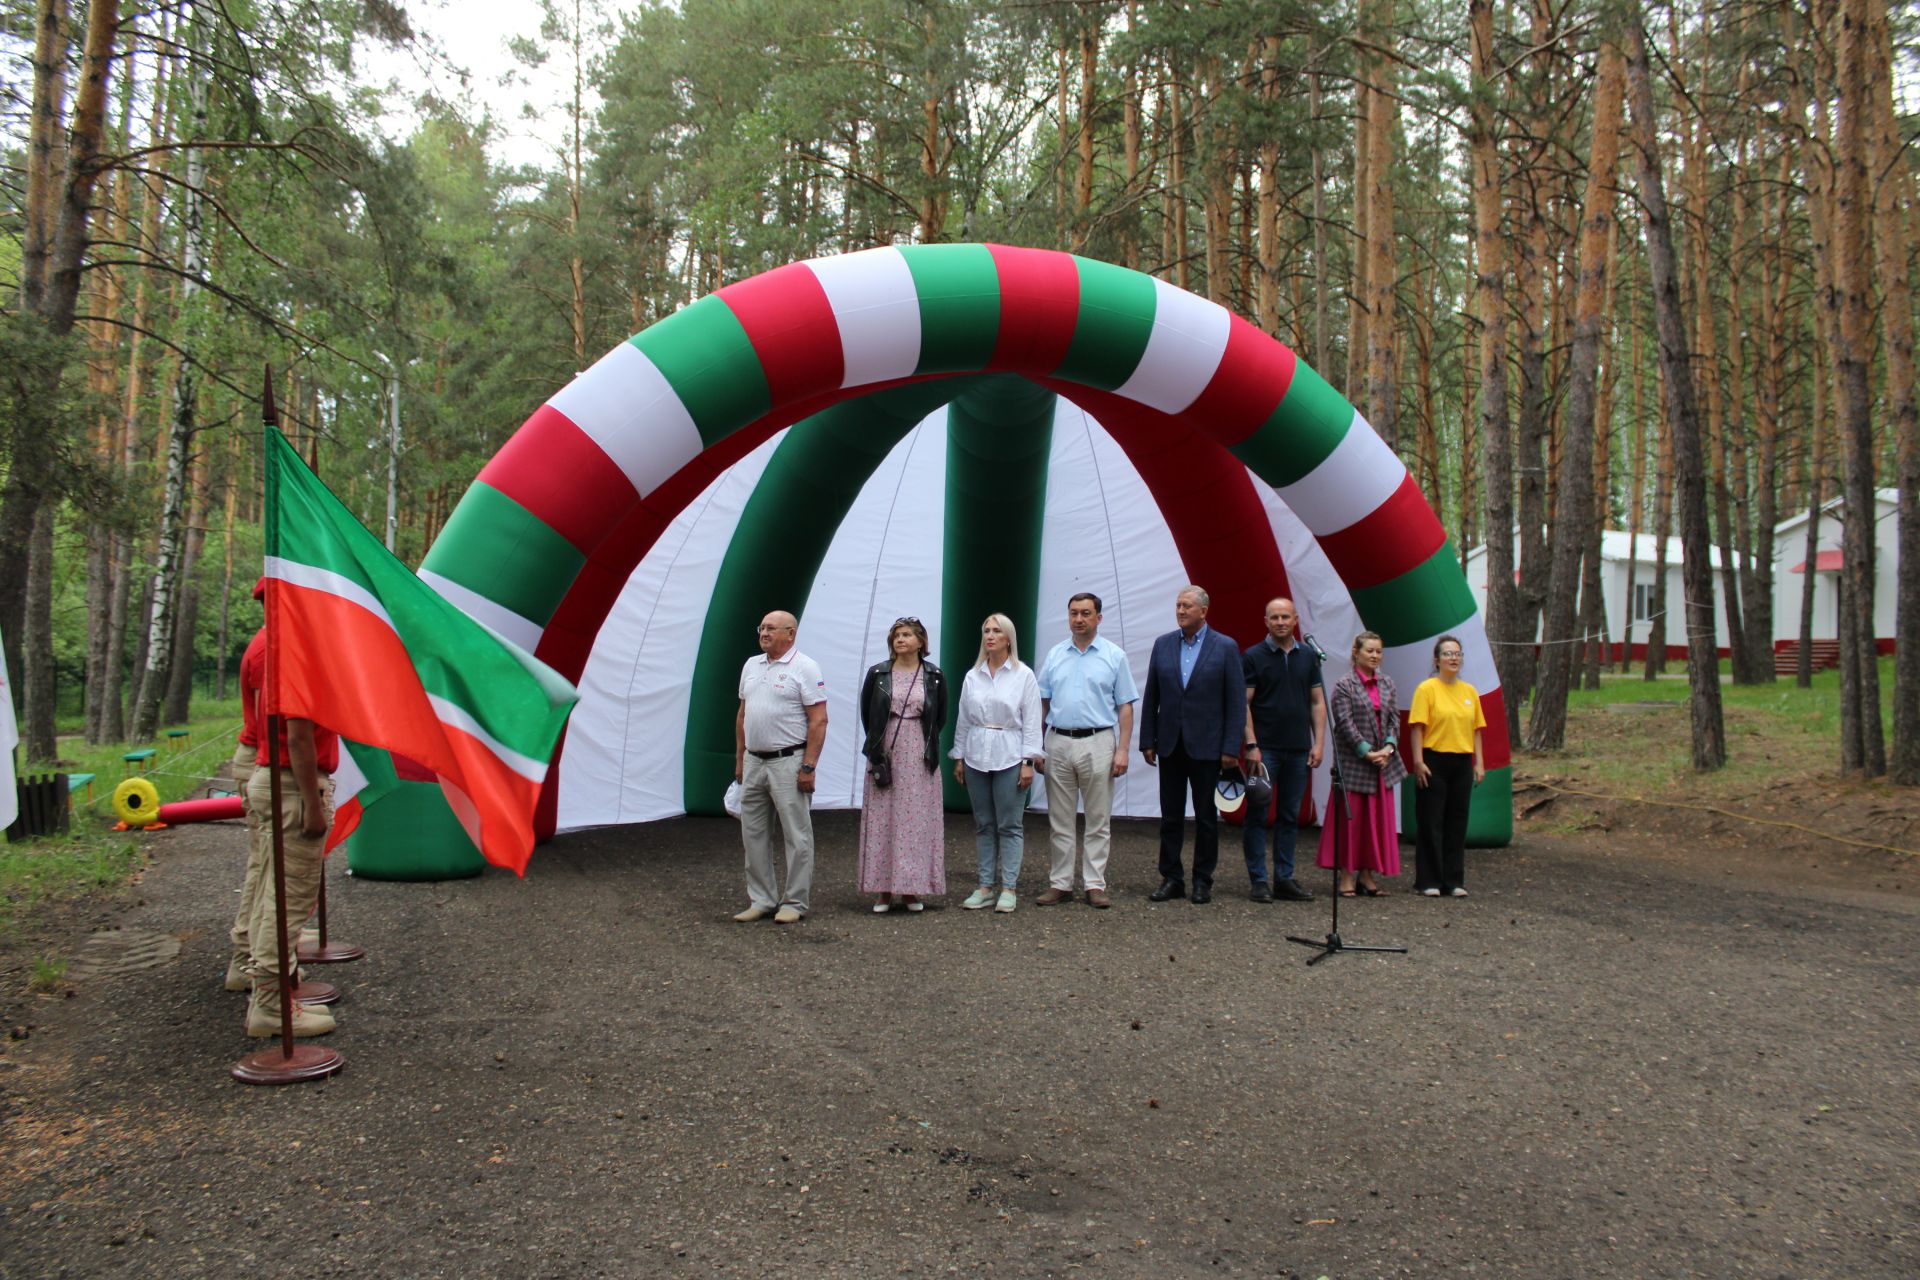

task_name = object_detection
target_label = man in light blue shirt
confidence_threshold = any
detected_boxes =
[1034,592,1137,908]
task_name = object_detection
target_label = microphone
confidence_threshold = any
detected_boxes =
[1301,632,1329,661]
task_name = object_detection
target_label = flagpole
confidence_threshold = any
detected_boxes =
[234,365,343,1086]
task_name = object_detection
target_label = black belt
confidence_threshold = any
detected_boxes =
[1051,726,1108,739]
[748,743,806,760]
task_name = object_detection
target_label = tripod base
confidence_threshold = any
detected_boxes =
[1286,932,1409,966]
[231,1043,344,1085]
[298,940,365,964]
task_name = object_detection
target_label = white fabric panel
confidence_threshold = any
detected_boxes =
[556,435,783,830]
[1274,410,1407,536]
[803,248,923,389]
[418,569,544,655]
[1251,472,1366,826]
[794,410,951,810]
[547,341,704,498]
[1031,399,1186,820]
[1384,609,1501,700]
[1113,279,1232,414]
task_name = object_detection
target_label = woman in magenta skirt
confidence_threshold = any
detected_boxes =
[1318,631,1405,896]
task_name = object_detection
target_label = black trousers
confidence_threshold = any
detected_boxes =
[1156,741,1221,889]
[1414,751,1474,891]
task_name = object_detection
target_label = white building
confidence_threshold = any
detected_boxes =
[1464,532,1743,661]
[1770,487,1898,653]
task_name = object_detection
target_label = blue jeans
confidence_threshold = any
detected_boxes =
[1243,746,1311,884]
[964,764,1026,887]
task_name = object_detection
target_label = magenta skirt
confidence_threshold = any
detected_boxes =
[1316,782,1401,876]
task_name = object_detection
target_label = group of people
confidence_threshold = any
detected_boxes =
[730,588,1487,922]
[222,580,341,1039]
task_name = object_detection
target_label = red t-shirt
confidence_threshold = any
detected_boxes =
[238,630,265,747]
[240,632,340,773]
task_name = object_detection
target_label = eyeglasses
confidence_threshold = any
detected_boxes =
[1437,651,1464,660]
[892,616,921,628]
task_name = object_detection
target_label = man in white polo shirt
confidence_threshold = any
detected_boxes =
[733,610,828,923]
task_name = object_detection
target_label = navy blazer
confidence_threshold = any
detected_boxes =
[1139,626,1244,760]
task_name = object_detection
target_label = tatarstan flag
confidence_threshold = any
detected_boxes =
[262,427,578,875]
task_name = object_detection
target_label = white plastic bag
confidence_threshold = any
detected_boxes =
[722,780,743,819]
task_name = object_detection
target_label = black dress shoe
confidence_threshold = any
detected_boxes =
[1249,884,1274,903]
[1274,879,1315,902]
[1148,879,1186,902]
[1190,886,1212,904]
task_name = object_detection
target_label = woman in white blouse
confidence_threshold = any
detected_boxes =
[950,613,1044,914]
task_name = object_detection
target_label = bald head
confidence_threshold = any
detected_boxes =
[757,611,799,658]
[1264,598,1299,647]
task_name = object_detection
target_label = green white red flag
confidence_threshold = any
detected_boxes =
[262,427,577,875]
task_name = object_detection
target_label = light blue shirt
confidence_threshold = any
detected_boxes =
[1037,635,1138,730]
[1178,623,1210,688]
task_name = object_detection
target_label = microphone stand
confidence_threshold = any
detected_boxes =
[1287,757,1407,967]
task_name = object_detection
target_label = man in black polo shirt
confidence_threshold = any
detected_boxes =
[1241,597,1326,902]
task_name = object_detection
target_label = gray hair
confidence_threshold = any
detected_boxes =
[1179,585,1210,608]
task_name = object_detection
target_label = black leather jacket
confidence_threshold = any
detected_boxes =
[859,660,947,771]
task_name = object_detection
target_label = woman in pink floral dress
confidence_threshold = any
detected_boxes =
[857,618,949,911]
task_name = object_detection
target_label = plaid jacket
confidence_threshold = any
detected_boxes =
[1327,671,1406,796]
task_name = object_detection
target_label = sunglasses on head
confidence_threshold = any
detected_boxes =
[893,617,921,628]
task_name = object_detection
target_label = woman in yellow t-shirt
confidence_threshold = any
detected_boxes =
[1407,634,1486,897]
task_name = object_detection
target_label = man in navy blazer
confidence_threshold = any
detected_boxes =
[1140,586,1249,904]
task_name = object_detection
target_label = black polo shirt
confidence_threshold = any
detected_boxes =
[1242,636,1323,751]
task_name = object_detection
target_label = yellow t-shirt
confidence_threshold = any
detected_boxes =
[1409,677,1485,756]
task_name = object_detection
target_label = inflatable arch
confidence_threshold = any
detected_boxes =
[343,244,1512,880]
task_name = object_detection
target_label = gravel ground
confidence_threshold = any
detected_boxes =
[1,809,1915,1278]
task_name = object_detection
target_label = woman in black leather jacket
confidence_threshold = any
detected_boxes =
[856,617,948,911]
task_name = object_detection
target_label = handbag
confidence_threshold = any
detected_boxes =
[869,666,921,790]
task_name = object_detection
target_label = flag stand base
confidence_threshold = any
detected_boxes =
[292,980,338,1005]
[231,1043,344,1085]
[298,940,365,964]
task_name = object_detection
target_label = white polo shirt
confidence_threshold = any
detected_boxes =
[738,647,827,751]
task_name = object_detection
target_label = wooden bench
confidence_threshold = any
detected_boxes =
[165,728,191,752]
[121,748,157,776]
[67,772,96,808]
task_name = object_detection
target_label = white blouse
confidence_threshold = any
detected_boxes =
[949,660,1044,772]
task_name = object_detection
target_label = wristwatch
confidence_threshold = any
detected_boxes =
[798,763,816,774]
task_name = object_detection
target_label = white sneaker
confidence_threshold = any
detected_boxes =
[962,887,995,910]
[1420,887,1441,897]
[995,889,1017,913]
[1447,887,1469,897]
[872,900,892,913]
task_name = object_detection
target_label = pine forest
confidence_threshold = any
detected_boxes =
[3,0,1918,783]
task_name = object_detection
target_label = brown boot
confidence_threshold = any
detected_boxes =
[246,984,336,1038]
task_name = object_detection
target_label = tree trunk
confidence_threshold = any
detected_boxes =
[1509,0,1556,722]
[1528,39,1625,751]
[1469,0,1520,741]
[1626,12,1726,768]
[1828,0,1885,775]
[1645,411,1674,679]
[130,35,210,743]
[1622,263,1647,673]
[1345,41,1370,400]
[21,502,58,762]
[162,447,212,723]
[1363,7,1397,449]
[1872,0,1920,782]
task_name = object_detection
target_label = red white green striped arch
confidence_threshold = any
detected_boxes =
[349,244,1511,877]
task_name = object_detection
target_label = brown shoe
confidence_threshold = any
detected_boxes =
[1035,887,1072,906]
[1085,887,1111,909]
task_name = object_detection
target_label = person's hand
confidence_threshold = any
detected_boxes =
[1411,760,1431,789]
[1017,762,1034,791]
[1307,743,1322,769]
[1369,747,1392,768]
[1245,745,1263,765]
[1219,753,1238,770]
[1141,748,1157,767]
[953,761,966,786]
[300,799,328,838]
[797,770,816,794]
[1032,756,1045,775]
[1473,762,1485,786]
[1111,749,1130,778]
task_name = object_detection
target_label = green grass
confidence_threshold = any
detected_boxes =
[3,700,246,940]
[1529,658,1896,806]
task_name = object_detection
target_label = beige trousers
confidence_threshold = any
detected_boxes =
[1044,728,1115,891]
[228,743,262,961]
[740,752,814,913]
[243,767,332,984]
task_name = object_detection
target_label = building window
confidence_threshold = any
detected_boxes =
[1634,582,1655,623]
